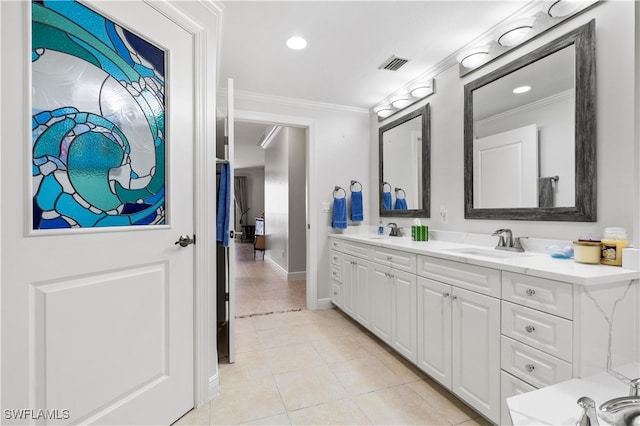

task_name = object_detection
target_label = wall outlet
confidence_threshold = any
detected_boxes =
[440,205,448,224]
[321,202,331,213]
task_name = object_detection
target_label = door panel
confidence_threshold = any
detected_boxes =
[2,2,194,424]
[391,270,417,362]
[370,264,392,343]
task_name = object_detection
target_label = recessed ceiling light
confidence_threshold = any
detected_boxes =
[513,85,532,94]
[286,36,307,50]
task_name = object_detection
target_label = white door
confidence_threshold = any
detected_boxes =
[2,2,194,424]
[417,277,452,388]
[473,124,538,208]
[452,287,501,423]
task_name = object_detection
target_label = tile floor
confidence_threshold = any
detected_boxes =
[233,242,307,317]
[176,308,491,425]
[176,241,489,425]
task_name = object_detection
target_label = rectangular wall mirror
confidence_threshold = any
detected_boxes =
[464,20,596,221]
[379,104,430,218]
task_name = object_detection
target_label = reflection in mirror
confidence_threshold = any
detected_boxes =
[379,104,430,218]
[464,20,596,221]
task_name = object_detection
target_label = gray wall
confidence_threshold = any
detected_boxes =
[234,167,265,232]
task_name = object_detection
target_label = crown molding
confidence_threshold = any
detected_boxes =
[218,88,370,115]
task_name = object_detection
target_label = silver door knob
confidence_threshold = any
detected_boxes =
[175,235,195,247]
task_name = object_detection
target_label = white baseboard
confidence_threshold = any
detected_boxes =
[316,298,334,310]
[207,374,219,402]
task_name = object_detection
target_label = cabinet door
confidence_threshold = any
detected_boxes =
[341,255,357,316]
[354,260,371,328]
[452,287,501,424]
[391,269,417,363]
[331,280,343,308]
[370,263,392,343]
[417,277,452,388]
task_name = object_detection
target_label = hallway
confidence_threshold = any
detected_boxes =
[234,242,307,317]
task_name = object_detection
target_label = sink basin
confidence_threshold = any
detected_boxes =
[444,247,528,259]
[599,396,640,425]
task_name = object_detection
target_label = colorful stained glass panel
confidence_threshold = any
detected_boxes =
[31,0,166,229]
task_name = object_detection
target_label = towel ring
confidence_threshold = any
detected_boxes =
[395,187,406,199]
[382,181,392,192]
[350,180,363,192]
[333,186,347,198]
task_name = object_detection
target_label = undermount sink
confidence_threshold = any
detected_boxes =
[444,247,529,259]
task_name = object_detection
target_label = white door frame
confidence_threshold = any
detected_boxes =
[234,109,317,312]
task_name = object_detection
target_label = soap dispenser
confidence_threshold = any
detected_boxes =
[378,219,384,235]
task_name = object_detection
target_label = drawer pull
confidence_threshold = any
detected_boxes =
[442,292,450,298]
[525,325,536,333]
[525,364,535,372]
[333,292,338,295]
[451,295,458,301]
[387,256,393,261]
[526,288,536,296]
[332,271,337,276]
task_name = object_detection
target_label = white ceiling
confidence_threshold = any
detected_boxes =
[220,1,532,164]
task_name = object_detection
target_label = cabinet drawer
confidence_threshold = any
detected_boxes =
[373,247,416,274]
[501,371,537,426]
[417,255,501,297]
[331,281,343,307]
[330,264,342,283]
[330,239,344,252]
[330,250,342,267]
[502,272,573,319]
[502,301,573,362]
[501,336,572,388]
[342,241,371,259]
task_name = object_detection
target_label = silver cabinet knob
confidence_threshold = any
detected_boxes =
[526,288,536,296]
[451,295,458,301]
[525,325,536,333]
[387,256,393,261]
[175,234,195,247]
[525,364,535,372]
[442,292,450,298]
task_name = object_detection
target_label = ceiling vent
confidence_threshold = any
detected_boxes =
[379,55,409,71]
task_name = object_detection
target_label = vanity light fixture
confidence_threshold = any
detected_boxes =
[374,105,394,119]
[513,85,531,94]
[456,45,490,69]
[258,125,282,149]
[409,81,433,98]
[390,94,411,109]
[545,0,585,18]
[286,36,307,50]
[494,17,536,47]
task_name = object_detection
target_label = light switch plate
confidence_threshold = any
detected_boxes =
[321,202,331,213]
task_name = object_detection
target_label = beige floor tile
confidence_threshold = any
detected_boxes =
[351,331,391,355]
[263,342,325,374]
[257,322,352,348]
[210,376,285,425]
[274,365,348,411]
[253,310,317,331]
[287,398,371,425]
[236,298,267,317]
[172,404,209,425]
[354,384,449,425]
[235,329,266,353]
[234,317,256,334]
[312,334,370,364]
[407,378,479,425]
[242,413,291,425]
[219,350,272,383]
[375,351,423,383]
[329,354,406,395]
[456,416,492,426]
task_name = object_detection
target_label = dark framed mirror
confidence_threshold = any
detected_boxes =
[379,104,430,218]
[464,20,596,221]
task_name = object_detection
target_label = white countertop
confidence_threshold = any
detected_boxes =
[507,364,640,425]
[329,233,640,286]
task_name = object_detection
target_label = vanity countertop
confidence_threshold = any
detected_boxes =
[329,233,640,286]
[507,364,640,426]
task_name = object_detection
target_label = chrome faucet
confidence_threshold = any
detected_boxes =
[576,396,599,426]
[492,228,526,252]
[387,222,401,237]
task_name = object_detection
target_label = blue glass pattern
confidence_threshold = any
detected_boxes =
[31,0,166,229]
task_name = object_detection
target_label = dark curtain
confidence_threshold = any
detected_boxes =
[234,176,249,226]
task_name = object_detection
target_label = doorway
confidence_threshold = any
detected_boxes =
[233,122,308,318]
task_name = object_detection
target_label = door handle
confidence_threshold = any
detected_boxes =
[175,235,195,247]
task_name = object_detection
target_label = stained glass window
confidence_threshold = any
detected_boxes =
[31,0,166,229]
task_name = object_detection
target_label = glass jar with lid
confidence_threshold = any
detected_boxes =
[601,227,628,266]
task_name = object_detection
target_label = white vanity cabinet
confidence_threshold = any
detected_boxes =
[416,258,501,423]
